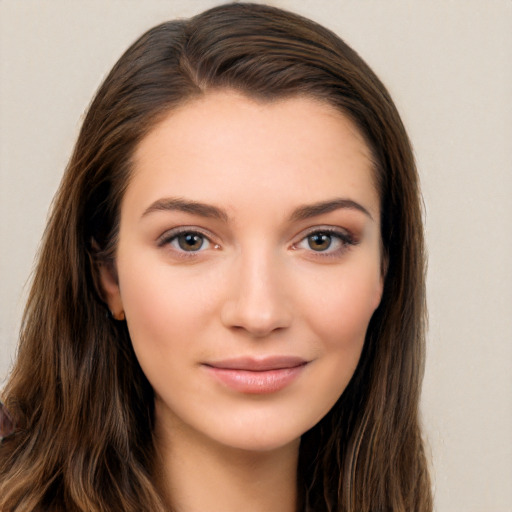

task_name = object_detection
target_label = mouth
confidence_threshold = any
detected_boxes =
[202,356,308,394]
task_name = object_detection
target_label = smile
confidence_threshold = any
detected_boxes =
[202,356,308,394]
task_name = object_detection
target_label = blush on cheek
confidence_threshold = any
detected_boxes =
[311,279,378,341]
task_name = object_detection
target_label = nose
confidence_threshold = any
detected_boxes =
[220,250,292,338]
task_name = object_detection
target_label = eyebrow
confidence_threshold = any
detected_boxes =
[142,197,229,222]
[289,198,373,222]
[141,197,372,222]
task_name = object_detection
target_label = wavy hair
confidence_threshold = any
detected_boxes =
[0,3,431,511]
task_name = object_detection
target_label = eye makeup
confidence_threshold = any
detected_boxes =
[156,226,220,261]
[291,226,359,260]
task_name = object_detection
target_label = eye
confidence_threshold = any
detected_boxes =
[306,232,336,252]
[173,232,209,252]
[158,229,214,253]
[294,228,355,255]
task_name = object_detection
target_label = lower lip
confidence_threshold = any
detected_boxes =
[203,365,306,394]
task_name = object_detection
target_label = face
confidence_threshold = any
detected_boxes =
[101,91,383,453]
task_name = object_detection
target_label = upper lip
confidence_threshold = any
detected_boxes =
[204,356,308,371]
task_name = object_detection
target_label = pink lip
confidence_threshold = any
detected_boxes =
[203,356,308,394]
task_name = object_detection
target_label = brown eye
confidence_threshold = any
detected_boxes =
[294,228,354,257]
[307,233,333,251]
[177,233,206,251]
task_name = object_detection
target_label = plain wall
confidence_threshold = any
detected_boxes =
[1,1,511,510]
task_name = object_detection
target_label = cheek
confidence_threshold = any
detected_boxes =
[303,264,381,346]
[298,262,382,396]
[115,257,214,368]
[279,265,382,430]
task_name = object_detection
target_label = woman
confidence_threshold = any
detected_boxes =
[0,3,431,511]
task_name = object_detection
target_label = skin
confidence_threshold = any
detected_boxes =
[101,91,383,512]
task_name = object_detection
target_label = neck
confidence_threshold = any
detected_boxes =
[153,418,300,512]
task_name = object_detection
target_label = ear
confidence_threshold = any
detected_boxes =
[97,260,125,320]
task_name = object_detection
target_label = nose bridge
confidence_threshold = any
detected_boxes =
[221,244,291,336]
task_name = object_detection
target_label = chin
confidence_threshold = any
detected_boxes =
[215,430,302,455]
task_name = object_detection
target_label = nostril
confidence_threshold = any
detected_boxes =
[222,301,292,338]
[232,321,283,338]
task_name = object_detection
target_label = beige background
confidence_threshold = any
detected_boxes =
[1,1,511,510]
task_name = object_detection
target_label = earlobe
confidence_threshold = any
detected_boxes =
[97,260,124,320]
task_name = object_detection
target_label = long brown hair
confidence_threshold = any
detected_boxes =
[0,3,431,511]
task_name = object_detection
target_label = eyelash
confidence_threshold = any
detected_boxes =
[292,228,358,259]
[157,226,357,260]
[157,227,218,260]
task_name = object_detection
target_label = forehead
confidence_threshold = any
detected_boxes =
[126,91,379,221]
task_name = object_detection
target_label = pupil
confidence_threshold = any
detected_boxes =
[309,233,331,251]
[179,233,203,251]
